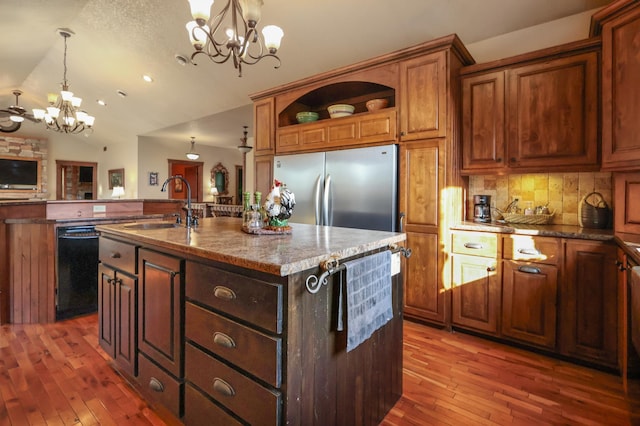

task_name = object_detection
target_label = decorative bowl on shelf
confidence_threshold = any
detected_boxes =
[327,104,355,118]
[365,98,389,112]
[296,111,319,123]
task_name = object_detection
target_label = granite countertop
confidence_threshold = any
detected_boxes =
[5,213,169,225]
[96,217,406,277]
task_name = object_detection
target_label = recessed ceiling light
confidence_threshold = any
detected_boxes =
[175,54,189,66]
[97,99,107,106]
[142,74,153,83]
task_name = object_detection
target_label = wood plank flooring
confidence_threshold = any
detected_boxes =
[1,315,639,425]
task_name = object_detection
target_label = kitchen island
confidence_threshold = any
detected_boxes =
[96,217,407,426]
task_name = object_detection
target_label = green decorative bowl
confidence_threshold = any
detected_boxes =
[296,111,319,123]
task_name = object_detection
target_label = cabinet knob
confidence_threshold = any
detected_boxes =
[213,378,236,397]
[496,158,502,163]
[213,332,236,349]
[110,252,121,259]
[510,157,517,163]
[148,377,164,393]
[213,286,236,301]
[487,265,496,272]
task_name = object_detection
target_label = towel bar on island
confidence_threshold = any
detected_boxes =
[305,245,412,294]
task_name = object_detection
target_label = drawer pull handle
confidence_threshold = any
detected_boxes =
[464,242,483,250]
[149,377,164,393]
[110,252,121,259]
[213,378,235,397]
[213,286,236,301]
[518,248,541,256]
[213,332,236,348]
[518,265,541,274]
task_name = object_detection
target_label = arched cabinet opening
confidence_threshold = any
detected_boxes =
[278,81,396,127]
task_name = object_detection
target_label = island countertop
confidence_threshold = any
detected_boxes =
[96,217,406,276]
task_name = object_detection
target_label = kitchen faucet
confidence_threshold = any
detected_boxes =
[161,175,197,228]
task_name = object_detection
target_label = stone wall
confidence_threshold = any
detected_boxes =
[0,135,48,199]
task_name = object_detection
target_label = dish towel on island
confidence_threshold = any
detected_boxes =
[342,250,393,352]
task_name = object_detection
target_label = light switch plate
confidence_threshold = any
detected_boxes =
[93,205,106,213]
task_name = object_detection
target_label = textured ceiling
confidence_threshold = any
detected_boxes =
[0,0,611,148]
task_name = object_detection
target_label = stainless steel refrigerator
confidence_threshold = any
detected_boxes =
[273,144,397,232]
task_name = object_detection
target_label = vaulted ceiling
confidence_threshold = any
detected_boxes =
[0,0,610,149]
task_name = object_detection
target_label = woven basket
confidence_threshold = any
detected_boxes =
[502,211,555,225]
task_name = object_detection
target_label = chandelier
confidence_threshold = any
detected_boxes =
[237,125,252,153]
[32,29,95,134]
[186,137,200,160]
[185,0,284,77]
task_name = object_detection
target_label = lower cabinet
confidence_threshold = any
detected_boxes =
[451,231,500,335]
[501,260,558,349]
[137,248,185,418]
[560,240,618,368]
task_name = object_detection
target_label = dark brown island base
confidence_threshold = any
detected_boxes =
[95,217,407,425]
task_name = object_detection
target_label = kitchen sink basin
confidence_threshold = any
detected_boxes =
[124,222,181,230]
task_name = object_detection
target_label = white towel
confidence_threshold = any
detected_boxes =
[343,250,393,352]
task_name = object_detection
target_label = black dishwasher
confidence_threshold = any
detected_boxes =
[56,225,100,320]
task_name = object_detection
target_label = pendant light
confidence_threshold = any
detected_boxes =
[186,136,200,160]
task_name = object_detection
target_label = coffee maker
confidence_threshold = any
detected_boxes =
[473,195,492,223]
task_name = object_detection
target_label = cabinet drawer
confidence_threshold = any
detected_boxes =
[503,235,559,264]
[184,384,243,426]
[186,261,283,334]
[452,231,498,257]
[186,303,282,388]
[186,343,281,426]
[99,237,137,274]
[138,353,183,418]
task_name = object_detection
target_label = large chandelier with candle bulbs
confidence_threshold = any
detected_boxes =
[185,0,284,77]
[32,29,95,134]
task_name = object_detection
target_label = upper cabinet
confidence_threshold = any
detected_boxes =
[460,39,600,174]
[253,97,275,156]
[592,0,640,171]
[399,51,448,141]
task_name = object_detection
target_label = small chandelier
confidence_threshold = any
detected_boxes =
[237,125,252,153]
[186,0,284,77]
[32,29,95,134]
[186,137,200,160]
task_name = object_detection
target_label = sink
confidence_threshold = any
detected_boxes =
[124,222,181,230]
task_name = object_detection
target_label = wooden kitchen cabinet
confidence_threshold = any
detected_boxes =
[254,155,273,199]
[399,51,447,141]
[461,71,506,172]
[501,235,560,350]
[560,240,618,368]
[614,172,640,235]
[451,231,500,335]
[138,248,185,417]
[98,236,138,377]
[592,0,640,171]
[253,97,275,156]
[460,39,600,174]
[400,140,446,324]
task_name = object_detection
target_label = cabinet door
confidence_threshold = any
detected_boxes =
[115,272,137,377]
[400,141,446,324]
[399,51,447,141]
[461,71,506,173]
[561,241,618,367]
[506,52,598,170]
[614,172,640,234]
[502,260,557,349]
[138,248,184,378]
[601,4,640,170]
[98,264,116,358]
[254,155,273,198]
[451,254,500,334]
[254,97,275,156]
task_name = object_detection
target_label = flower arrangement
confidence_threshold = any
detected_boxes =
[263,180,295,229]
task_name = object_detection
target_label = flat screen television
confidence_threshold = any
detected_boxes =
[0,158,40,190]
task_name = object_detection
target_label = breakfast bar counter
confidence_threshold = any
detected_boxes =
[95,217,407,425]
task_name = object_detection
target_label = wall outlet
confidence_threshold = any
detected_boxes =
[93,205,106,213]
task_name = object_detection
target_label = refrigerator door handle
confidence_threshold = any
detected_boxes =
[323,174,332,226]
[314,174,323,225]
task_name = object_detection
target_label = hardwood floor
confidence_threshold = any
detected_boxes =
[1,315,638,425]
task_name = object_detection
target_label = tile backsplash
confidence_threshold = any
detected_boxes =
[468,172,612,225]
